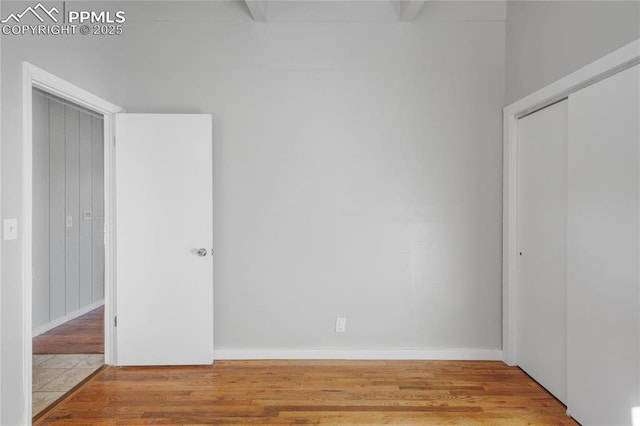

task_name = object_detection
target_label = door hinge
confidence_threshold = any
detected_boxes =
[114,316,118,327]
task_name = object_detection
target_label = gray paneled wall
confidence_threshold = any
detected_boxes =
[32,90,105,333]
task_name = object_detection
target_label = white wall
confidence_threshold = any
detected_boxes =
[2,1,505,423]
[121,1,505,353]
[505,0,640,104]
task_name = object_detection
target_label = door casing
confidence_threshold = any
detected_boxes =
[21,62,125,420]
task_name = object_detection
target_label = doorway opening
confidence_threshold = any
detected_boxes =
[22,63,124,420]
[30,89,107,418]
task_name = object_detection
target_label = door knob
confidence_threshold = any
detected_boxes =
[196,248,207,257]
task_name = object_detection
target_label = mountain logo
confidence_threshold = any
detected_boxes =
[1,3,59,24]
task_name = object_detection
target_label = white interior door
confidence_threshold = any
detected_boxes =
[567,65,640,426]
[516,100,568,404]
[115,114,213,366]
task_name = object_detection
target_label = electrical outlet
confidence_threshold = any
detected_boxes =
[335,317,346,333]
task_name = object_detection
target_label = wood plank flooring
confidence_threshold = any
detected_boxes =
[33,306,104,354]
[35,360,578,425]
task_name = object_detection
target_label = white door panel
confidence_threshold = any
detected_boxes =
[516,99,568,404]
[567,65,640,426]
[115,114,213,366]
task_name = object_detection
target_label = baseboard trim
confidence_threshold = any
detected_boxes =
[32,300,104,337]
[214,348,503,361]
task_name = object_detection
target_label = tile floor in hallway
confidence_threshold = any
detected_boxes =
[32,354,104,417]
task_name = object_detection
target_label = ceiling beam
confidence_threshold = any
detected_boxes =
[392,0,425,22]
[245,0,268,22]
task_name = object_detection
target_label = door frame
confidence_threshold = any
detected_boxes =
[502,39,640,366]
[22,62,124,419]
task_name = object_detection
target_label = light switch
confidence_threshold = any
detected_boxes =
[84,210,92,220]
[3,218,17,240]
[66,216,73,228]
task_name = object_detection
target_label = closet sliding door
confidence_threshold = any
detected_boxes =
[516,100,568,404]
[567,64,640,426]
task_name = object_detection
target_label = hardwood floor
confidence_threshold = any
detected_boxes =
[33,306,104,354]
[35,360,578,425]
